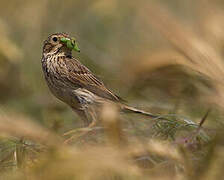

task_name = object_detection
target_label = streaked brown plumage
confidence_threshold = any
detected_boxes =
[41,33,156,126]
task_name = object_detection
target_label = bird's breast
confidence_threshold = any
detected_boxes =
[41,54,81,106]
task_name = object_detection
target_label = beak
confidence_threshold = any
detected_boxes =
[60,37,80,52]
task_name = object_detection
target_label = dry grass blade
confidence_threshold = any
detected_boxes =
[101,102,125,147]
[139,2,224,107]
[0,109,61,146]
[126,50,187,79]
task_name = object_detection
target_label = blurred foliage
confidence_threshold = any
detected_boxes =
[1,0,224,179]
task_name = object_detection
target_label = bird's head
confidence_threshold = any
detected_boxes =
[42,33,80,55]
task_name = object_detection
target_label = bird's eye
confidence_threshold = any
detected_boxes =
[52,37,58,42]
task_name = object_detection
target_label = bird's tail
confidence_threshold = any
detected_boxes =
[120,104,159,119]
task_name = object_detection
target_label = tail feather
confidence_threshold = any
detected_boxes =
[121,105,159,119]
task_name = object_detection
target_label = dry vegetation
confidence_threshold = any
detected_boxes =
[1,0,224,179]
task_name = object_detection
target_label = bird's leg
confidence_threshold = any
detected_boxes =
[72,108,91,127]
[86,106,98,128]
[63,107,98,144]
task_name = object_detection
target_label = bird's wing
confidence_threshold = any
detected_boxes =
[65,57,121,101]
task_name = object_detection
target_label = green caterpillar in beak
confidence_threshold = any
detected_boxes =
[60,37,80,52]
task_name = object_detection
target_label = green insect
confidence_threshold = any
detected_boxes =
[60,37,80,52]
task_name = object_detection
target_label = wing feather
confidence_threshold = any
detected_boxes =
[65,57,120,101]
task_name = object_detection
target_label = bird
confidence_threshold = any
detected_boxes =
[41,32,158,127]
